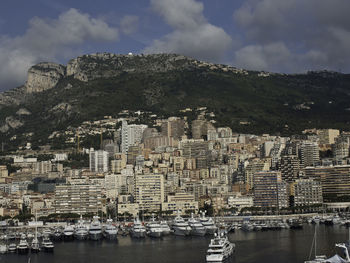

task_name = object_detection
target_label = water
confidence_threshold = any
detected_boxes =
[2,225,349,263]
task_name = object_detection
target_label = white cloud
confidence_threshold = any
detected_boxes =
[120,15,139,35]
[0,8,119,90]
[232,0,350,72]
[144,0,232,62]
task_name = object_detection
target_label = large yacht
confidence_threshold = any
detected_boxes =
[17,234,29,254]
[63,225,75,240]
[75,216,89,240]
[188,213,206,236]
[41,235,54,252]
[199,211,217,235]
[89,216,103,241]
[8,243,16,253]
[103,218,118,240]
[160,221,171,235]
[146,215,163,238]
[206,231,235,262]
[172,211,191,236]
[31,226,40,253]
[130,218,146,238]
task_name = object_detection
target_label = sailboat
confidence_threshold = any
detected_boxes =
[305,226,327,263]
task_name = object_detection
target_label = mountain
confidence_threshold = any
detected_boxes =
[1,52,350,150]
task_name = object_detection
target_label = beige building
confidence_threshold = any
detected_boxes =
[317,129,340,145]
[54,184,104,214]
[134,173,164,212]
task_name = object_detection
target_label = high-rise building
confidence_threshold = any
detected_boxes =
[245,159,270,190]
[89,149,109,173]
[278,155,302,182]
[253,171,288,208]
[121,120,147,153]
[134,173,164,212]
[300,141,320,167]
[161,117,185,139]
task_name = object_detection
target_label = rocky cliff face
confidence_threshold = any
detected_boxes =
[25,62,66,93]
[66,53,197,82]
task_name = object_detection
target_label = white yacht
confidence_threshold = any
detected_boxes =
[8,243,17,253]
[31,226,40,253]
[146,215,163,238]
[17,234,29,254]
[41,236,54,252]
[89,216,103,241]
[200,211,217,235]
[130,218,146,238]
[75,216,89,240]
[172,212,191,236]
[63,224,75,240]
[103,218,118,240]
[0,244,7,254]
[188,213,206,236]
[206,231,235,262]
[160,221,171,235]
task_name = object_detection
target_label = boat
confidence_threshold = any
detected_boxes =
[304,227,327,263]
[188,213,206,236]
[89,216,102,241]
[199,211,217,235]
[146,214,163,238]
[130,218,146,238]
[8,243,17,253]
[103,218,118,240]
[52,228,63,240]
[206,230,235,262]
[160,221,171,235]
[241,220,254,232]
[0,244,7,254]
[172,211,191,236]
[17,234,29,254]
[74,216,89,240]
[31,226,40,253]
[63,225,75,240]
[8,232,16,240]
[41,235,54,252]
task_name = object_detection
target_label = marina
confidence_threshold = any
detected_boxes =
[1,223,350,263]
[0,214,350,262]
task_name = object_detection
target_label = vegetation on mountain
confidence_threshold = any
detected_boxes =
[0,54,350,150]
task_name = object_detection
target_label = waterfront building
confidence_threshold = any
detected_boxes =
[134,173,164,212]
[227,194,254,211]
[54,184,103,214]
[253,171,288,208]
[304,165,350,199]
[291,178,323,206]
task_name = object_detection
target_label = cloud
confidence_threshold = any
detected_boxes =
[232,0,350,73]
[144,0,232,62]
[0,8,119,90]
[120,15,139,35]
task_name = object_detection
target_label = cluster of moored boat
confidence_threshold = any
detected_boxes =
[130,212,217,238]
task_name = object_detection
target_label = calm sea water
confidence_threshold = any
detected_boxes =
[1,224,349,263]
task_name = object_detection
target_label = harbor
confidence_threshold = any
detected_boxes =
[0,213,350,262]
[2,223,350,263]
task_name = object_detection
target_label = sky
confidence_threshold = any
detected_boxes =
[0,0,350,90]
